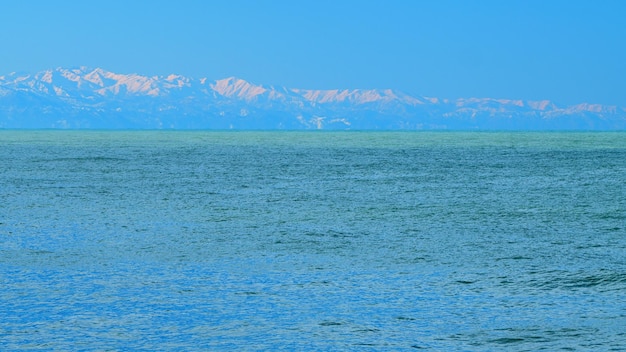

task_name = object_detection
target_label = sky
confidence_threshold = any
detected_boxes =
[1,0,625,106]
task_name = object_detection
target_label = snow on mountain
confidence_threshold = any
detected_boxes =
[0,67,624,130]
[293,88,424,106]
[566,103,619,114]
[211,77,268,100]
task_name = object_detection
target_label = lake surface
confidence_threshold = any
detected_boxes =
[1,131,625,350]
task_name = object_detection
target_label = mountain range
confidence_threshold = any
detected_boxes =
[1,67,624,130]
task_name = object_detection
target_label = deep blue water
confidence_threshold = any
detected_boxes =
[1,131,625,351]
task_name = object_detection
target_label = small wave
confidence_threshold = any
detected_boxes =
[564,272,626,289]
[488,337,525,344]
[319,321,343,326]
[396,316,416,321]
[530,270,626,291]
[495,255,532,261]
[35,156,126,163]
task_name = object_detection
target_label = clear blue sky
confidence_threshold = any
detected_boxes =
[1,0,625,106]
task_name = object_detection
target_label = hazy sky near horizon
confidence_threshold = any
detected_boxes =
[1,0,625,106]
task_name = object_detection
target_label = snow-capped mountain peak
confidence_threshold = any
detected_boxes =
[0,67,624,130]
[211,77,268,100]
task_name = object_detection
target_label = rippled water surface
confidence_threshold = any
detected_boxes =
[1,131,625,350]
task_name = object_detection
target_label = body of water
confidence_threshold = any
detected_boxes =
[1,131,625,350]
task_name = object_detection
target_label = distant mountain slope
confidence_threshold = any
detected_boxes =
[1,67,624,129]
